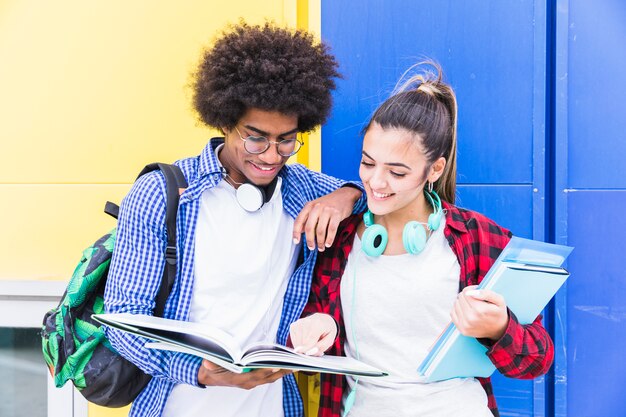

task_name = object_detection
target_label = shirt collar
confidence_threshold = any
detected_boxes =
[442,201,468,233]
[198,137,226,178]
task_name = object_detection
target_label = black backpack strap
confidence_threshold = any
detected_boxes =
[136,163,188,317]
[104,201,120,219]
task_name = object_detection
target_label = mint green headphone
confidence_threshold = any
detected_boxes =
[361,189,443,257]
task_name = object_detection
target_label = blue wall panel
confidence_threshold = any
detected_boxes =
[557,1,626,415]
[457,185,533,239]
[567,1,626,189]
[565,191,626,416]
[321,0,539,184]
[553,1,626,416]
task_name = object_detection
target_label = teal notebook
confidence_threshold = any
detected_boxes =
[417,236,573,382]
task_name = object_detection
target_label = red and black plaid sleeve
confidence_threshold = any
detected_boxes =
[486,311,554,378]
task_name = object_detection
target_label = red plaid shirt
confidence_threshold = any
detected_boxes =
[302,202,554,417]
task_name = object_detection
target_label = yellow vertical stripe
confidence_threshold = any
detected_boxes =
[292,3,322,417]
[294,0,322,172]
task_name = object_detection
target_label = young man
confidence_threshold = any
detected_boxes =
[103,22,364,417]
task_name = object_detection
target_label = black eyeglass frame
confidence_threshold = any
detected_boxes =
[234,127,304,157]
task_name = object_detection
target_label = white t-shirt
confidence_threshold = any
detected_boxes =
[340,217,491,417]
[162,176,298,417]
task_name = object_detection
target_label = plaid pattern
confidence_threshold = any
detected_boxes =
[304,202,555,417]
[104,138,366,417]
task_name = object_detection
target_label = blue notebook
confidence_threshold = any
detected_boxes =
[417,236,573,382]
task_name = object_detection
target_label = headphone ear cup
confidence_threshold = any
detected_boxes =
[236,183,265,212]
[402,221,427,254]
[361,224,388,257]
[428,211,442,231]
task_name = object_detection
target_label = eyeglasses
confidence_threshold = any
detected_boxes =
[234,127,304,157]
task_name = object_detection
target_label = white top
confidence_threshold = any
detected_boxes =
[340,217,491,417]
[162,175,298,417]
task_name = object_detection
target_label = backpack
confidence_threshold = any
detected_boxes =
[41,163,187,407]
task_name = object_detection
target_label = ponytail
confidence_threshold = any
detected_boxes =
[433,83,457,204]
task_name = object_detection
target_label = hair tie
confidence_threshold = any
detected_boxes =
[417,82,439,96]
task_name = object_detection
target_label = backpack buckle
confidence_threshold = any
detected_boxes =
[164,246,177,265]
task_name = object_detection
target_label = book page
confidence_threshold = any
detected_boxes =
[93,313,243,360]
[239,351,387,377]
[145,342,244,373]
[241,342,295,357]
[505,262,568,274]
[148,341,387,377]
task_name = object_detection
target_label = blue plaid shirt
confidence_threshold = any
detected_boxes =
[104,138,366,417]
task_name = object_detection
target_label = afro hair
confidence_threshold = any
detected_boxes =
[192,22,340,133]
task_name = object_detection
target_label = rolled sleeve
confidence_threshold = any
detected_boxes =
[485,310,554,379]
[169,352,204,387]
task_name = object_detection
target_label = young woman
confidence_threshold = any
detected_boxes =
[289,62,554,417]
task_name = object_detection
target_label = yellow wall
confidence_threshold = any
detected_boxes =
[0,0,319,416]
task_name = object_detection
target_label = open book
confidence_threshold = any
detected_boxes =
[93,313,387,377]
[417,236,573,382]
